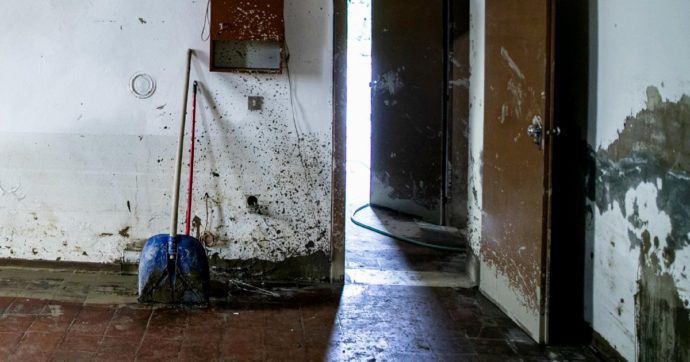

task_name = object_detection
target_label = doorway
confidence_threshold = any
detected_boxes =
[337,0,589,346]
[344,0,471,287]
[345,0,372,215]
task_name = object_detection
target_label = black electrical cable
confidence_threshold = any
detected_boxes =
[200,0,211,41]
[350,204,466,252]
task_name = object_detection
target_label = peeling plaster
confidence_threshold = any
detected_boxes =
[588,88,690,361]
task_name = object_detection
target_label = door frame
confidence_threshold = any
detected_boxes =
[330,0,347,284]
[331,1,582,346]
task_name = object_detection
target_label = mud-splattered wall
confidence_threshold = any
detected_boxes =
[585,1,690,360]
[0,1,333,280]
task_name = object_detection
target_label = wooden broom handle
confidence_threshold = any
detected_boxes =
[170,49,194,238]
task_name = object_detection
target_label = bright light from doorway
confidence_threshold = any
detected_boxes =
[346,0,372,212]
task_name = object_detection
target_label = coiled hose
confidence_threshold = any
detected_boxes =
[350,203,465,252]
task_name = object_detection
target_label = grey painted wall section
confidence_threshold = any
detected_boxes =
[0,1,333,278]
[585,1,690,360]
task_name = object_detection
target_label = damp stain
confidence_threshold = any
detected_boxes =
[589,87,690,360]
[591,87,690,251]
[636,230,689,361]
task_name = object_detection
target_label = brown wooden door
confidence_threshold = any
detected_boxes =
[480,0,554,342]
[369,0,446,224]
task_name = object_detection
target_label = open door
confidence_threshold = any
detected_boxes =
[369,0,446,224]
[480,0,554,342]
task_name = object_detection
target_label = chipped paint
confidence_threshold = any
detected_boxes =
[449,78,469,88]
[0,0,334,277]
[583,1,690,358]
[369,173,440,223]
[376,69,405,96]
[588,88,690,360]
[500,47,525,80]
[467,0,485,257]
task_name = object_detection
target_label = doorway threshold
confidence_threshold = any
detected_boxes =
[346,203,473,289]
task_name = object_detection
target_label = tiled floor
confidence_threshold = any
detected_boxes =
[0,203,600,361]
[0,284,598,361]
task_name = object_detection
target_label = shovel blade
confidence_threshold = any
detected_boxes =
[138,234,210,305]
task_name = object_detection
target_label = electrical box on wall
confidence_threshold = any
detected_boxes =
[210,0,285,73]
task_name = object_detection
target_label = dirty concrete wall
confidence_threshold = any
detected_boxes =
[0,0,333,279]
[585,1,690,360]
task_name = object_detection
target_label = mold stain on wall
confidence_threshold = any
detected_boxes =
[589,86,690,359]
[637,230,689,361]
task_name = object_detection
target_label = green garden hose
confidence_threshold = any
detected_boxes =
[350,204,466,252]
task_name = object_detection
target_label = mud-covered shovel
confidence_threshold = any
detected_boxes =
[138,49,210,305]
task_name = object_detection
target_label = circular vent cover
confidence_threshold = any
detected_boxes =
[129,73,156,99]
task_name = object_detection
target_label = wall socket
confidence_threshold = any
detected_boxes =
[248,96,264,111]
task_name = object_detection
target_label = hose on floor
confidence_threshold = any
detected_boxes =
[350,203,466,252]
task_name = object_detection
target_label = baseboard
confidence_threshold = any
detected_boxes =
[0,250,333,284]
[589,328,627,361]
[0,258,124,273]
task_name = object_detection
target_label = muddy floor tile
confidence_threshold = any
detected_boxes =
[0,331,23,355]
[0,315,36,332]
[59,333,102,353]
[218,336,264,360]
[263,328,303,348]
[469,338,518,356]
[146,309,187,340]
[18,331,65,350]
[264,345,306,362]
[28,303,81,333]
[105,307,151,339]
[178,344,220,361]
[10,345,53,362]
[95,336,138,360]
[6,298,47,315]
[0,296,15,312]
[51,350,96,362]
[69,306,115,335]
[136,336,180,360]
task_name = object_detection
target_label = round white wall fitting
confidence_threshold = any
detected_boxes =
[129,73,156,99]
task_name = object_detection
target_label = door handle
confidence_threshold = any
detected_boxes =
[527,117,543,145]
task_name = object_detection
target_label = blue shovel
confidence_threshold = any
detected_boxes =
[137,49,210,305]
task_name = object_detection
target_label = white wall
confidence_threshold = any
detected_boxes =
[586,1,690,360]
[592,0,690,150]
[0,0,333,265]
